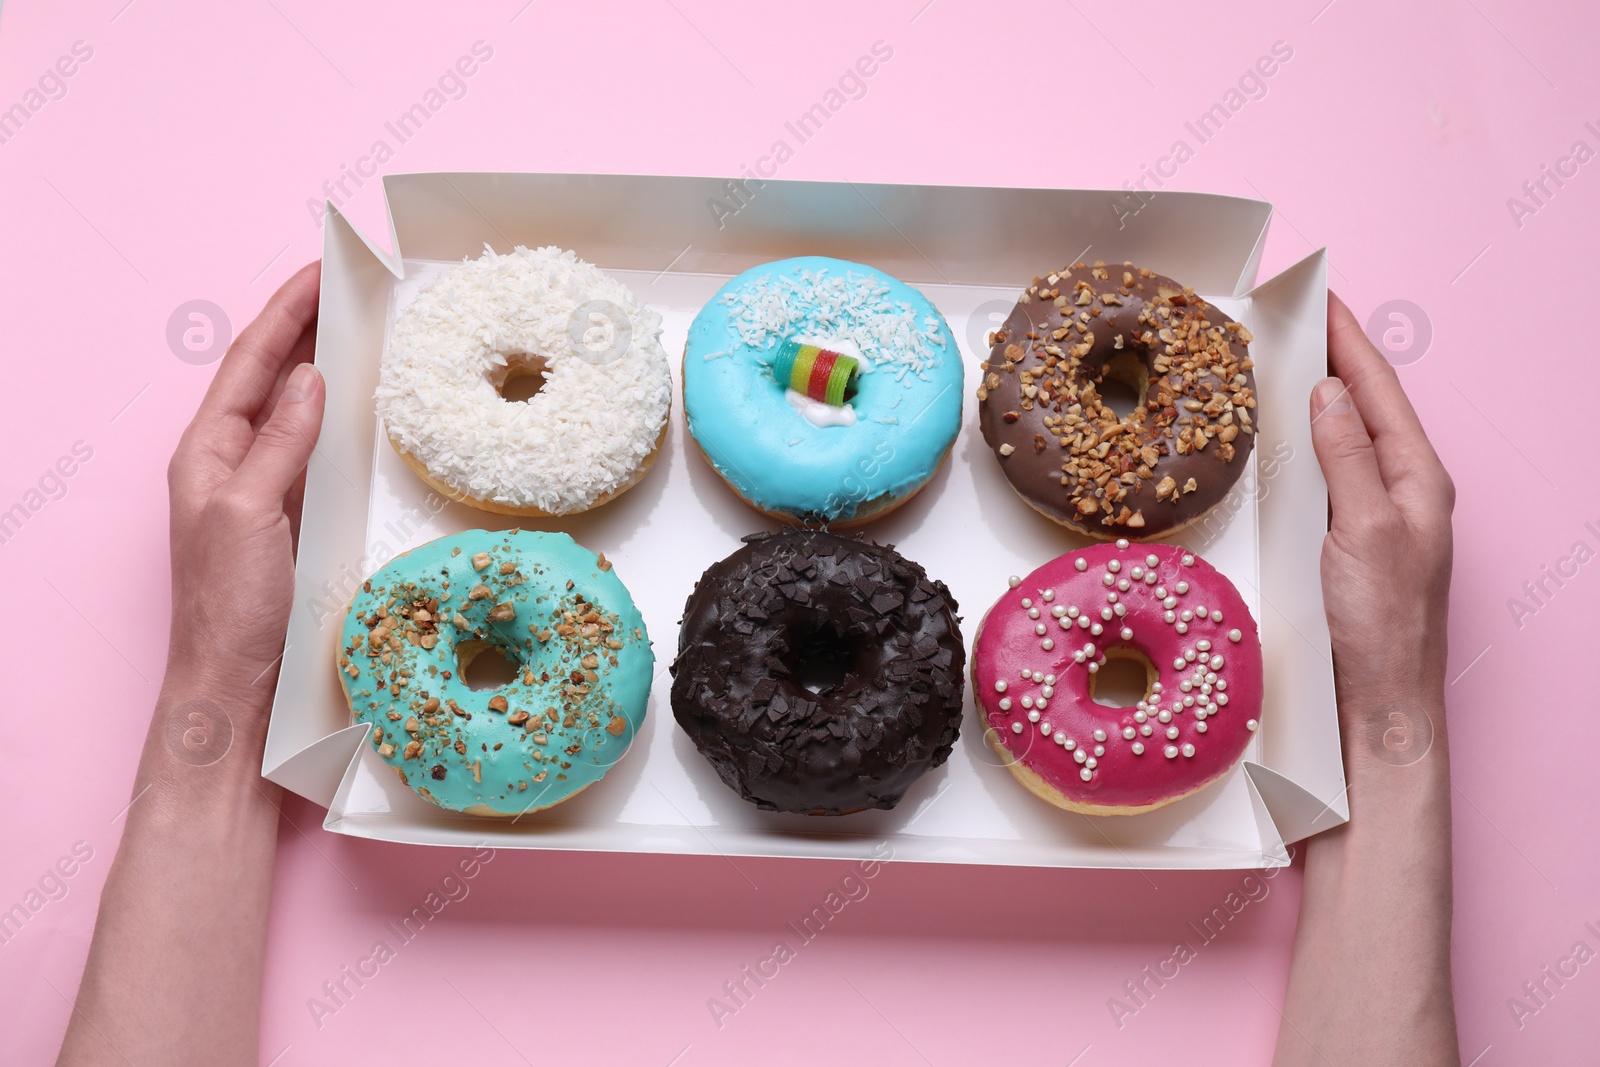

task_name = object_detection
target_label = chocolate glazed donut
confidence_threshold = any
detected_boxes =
[671,530,966,815]
[977,262,1258,539]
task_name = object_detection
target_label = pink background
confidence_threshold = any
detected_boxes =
[1,0,1594,1062]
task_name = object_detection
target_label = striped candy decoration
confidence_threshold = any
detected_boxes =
[771,340,859,406]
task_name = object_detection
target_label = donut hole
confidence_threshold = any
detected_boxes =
[456,639,521,691]
[785,616,861,696]
[1091,648,1157,709]
[1095,352,1149,420]
[496,356,549,403]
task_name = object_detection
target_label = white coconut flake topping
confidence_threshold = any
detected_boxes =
[717,265,945,382]
[376,245,671,513]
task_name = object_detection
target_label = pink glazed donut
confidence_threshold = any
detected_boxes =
[972,540,1263,815]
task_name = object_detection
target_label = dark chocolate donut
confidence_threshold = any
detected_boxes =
[671,530,965,815]
[977,261,1257,539]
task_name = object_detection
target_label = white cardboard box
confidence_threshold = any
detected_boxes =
[264,173,1343,870]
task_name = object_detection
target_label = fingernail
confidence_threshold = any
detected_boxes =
[1313,376,1352,417]
[280,363,321,404]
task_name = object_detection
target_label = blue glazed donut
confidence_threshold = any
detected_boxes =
[336,529,653,816]
[683,256,964,526]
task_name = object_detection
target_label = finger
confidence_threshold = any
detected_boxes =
[1327,293,1450,510]
[195,261,321,428]
[230,363,326,504]
[1309,375,1390,523]
[251,324,319,434]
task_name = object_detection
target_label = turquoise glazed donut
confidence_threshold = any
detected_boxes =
[336,530,653,816]
[683,256,963,526]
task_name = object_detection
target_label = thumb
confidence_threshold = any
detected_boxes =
[1309,375,1389,523]
[231,362,325,504]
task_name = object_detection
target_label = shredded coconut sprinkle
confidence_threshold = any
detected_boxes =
[377,245,671,514]
[717,265,945,382]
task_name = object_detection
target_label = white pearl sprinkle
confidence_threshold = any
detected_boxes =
[1085,756,1098,769]
[1021,597,1032,608]
[1216,679,1227,691]
[1140,724,1153,736]
[1041,722,1052,736]
[1228,629,1242,643]
[1041,638,1055,651]
[1028,607,1041,619]
[994,680,1008,693]
[1210,655,1224,670]
[1052,604,1067,618]
[1074,650,1086,664]
[1035,698,1048,711]
[1032,671,1045,682]
[1120,627,1133,641]
[1045,674,1056,684]
[1102,574,1115,587]
[1092,728,1107,742]
[1164,745,1179,758]
[1106,591,1119,604]
[1180,610,1194,622]
[1194,605,1207,619]
[1183,696,1194,708]
[1108,560,1122,573]
[1181,554,1194,566]
[1164,611,1176,624]
[1155,587,1167,598]
[1035,623,1048,636]
[1117,578,1131,591]
[1145,554,1159,568]
[1145,572,1158,585]
[1172,657,1186,669]
[1027,709,1040,722]
[1074,558,1087,572]
[1080,767,1093,781]
[1064,737,1077,751]
[1012,722,1024,734]
[1100,606,1114,621]
[1204,671,1217,684]
[1132,741,1145,755]
[1054,732,1068,746]
[1042,589,1055,601]
[1167,726,1180,740]
[1067,605,1080,618]
[1077,616,1090,629]
[1163,596,1178,610]
[1113,603,1127,618]
[1197,639,1212,652]
[1181,743,1195,757]
[1211,610,1223,623]
[1090,623,1103,636]
[1116,538,1130,549]
[1087,661,1099,673]
[1217,693,1229,706]
[1176,581,1189,595]
[1150,680,1164,692]
[1059,617,1073,630]
[1041,685,1054,698]
[999,698,1012,711]
[1246,718,1258,731]
[1123,726,1137,740]
[1131,566,1144,580]
[1180,680,1193,692]
[1093,745,1104,757]
[1021,696,1034,710]
[1184,649,1196,662]
[1196,721,1208,733]
[1157,709,1172,723]
[1008,575,1021,588]
[1074,748,1087,764]
[1134,710,1147,723]
[1176,622,1188,634]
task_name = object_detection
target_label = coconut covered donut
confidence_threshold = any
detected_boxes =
[977,261,1257,539]
[972,540,1263,816]
[377,245,672,516]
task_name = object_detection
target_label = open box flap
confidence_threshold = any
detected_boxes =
[262,203,398,792]
[1239,247,1346,841]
